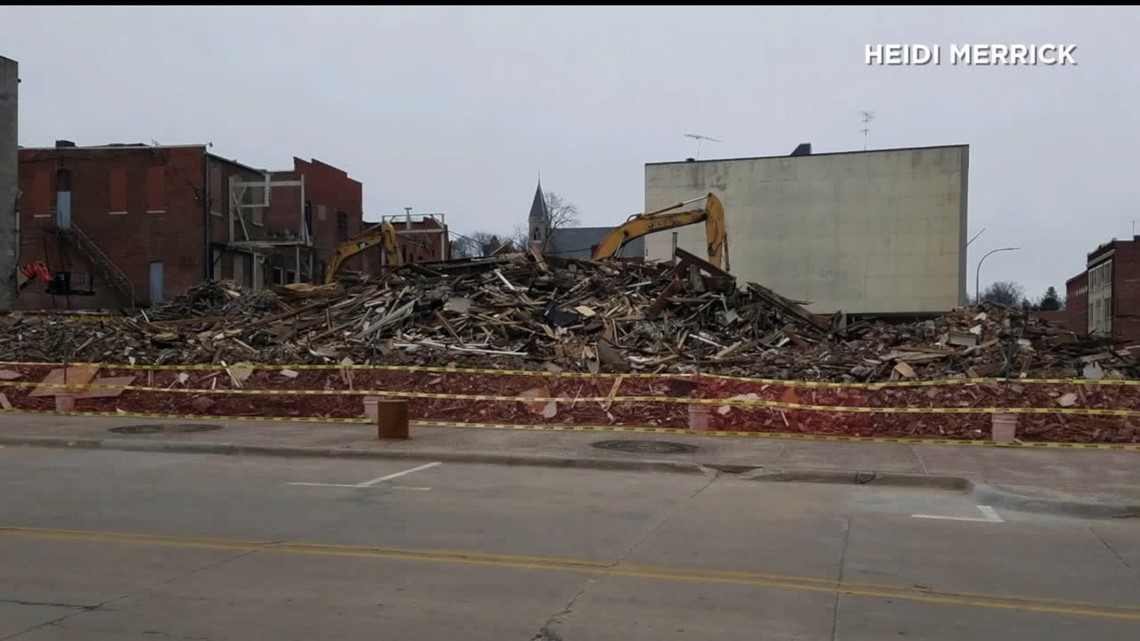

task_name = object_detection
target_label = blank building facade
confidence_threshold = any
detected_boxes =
[643,144,970,316]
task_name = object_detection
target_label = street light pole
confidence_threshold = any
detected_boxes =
[975,246,1021,304]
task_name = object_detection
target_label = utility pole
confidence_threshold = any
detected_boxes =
[0,57,18,312]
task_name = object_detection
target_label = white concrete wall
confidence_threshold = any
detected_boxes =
[644,145,969,315]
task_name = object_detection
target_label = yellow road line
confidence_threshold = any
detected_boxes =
[2,526,1138,621]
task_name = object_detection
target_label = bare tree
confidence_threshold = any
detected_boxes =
[451,231,503,258]
[981,281,1025,307]
[509,224,530,252]
[543,191,581,237]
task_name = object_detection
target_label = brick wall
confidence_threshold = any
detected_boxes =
[15,145,287,310]
[1065,272,1087,335]
[1034,309,1068,328]
[1111,240,1140,343]
[266,158,365,282]
[391,217,450,263]
[17,145,208,310]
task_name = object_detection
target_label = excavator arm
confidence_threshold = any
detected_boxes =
[591,193,728,270]
[324,221,403,284]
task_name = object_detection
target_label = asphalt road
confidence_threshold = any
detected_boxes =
[0,446,1138,640]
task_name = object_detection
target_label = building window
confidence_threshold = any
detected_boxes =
[1088,259,1112,336]
[337,211,349,241]
[210,166,223,216]
[304,201,313,239]
[55,169,73,227]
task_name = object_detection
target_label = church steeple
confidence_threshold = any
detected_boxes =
[528,178,550,248]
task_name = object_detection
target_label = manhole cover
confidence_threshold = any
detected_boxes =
[590,439,698,455]
[109,424,224,435]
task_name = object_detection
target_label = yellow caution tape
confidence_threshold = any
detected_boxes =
[0,360,1136,388]
[3,407,1138,451]
[3,380,1140,416]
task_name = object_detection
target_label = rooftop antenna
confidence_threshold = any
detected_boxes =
[684,133,722,160]
[860,110,875,151]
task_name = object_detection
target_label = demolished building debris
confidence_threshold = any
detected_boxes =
[1,251,1136,382]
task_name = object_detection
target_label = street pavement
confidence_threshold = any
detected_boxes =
[2,412,1140,507]
[1,445,1138,640]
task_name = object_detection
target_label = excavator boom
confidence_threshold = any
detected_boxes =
[324,221,403,284]
[591,193,728,270]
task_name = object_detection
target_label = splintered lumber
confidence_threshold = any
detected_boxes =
[0,254,1127,383]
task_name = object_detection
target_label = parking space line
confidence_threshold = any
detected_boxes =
[913,505,1004,523]
[356,462,442,487]
[287,461,442,490]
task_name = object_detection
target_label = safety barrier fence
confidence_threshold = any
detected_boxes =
[0,361,1138,448]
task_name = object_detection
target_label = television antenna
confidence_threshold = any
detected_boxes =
[860,110,875,150]
[684,133,722,160]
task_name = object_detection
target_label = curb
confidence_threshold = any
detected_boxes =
[0,435,708,476]
[970,483,1140,519]
[740,468,971,491]
[4,434,1138,519]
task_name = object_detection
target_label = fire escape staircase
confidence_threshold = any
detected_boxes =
[55,224,137,308]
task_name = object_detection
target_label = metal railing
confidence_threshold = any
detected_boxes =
[57,224,136,308]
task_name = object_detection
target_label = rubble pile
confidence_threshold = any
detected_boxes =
[1,251,1135,382]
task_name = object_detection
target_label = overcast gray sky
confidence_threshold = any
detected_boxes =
[4,6,1137,301]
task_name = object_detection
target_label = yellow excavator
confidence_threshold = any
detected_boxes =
[324,221,404,284]
[591,193,729,271]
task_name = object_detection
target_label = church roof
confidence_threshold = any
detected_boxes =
[528,181,549,221]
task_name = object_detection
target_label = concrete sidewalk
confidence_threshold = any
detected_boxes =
[1,412,1138,517]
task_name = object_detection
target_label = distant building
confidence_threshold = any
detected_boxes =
[365,213,451,264]
[15,141,365,309]
[527,180,644,261]
[547,226,644,261]
[266,158,366,284]
[1064,237,1140,341]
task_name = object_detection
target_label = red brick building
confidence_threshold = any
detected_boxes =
[368,213,450,264]
[264,157,367,284]
[15,142,365,310]
[1064,237,1140,342]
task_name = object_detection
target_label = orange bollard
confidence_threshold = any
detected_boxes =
[377,399,410,440]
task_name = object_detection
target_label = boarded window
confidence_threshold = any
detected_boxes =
[210,166,223,215]
[109,167,128,213]
[146,166,165,212]
[32,170,51,214]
